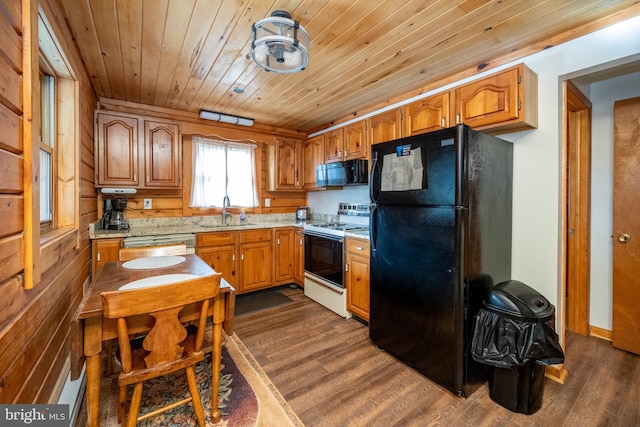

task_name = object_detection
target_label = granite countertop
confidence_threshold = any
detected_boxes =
[91,213,370,240]
[90,214,306,239]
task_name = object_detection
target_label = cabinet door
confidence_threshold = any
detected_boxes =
[405,92,450,136]
[271,137,302,191]
[96,113,139,186]
[346,238,370,321]
[367,109,402,146]
[274,228,295,284]
[344,121,368,160]
[197,246,236,287]
[302,135,325,190]
[239,241,273,292]
[325,129,343,163]
[455,66,519,128]
[144,120,181,188]
[92,238,122,277]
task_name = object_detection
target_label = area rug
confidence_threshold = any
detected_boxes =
[89,333,303,426]
[234,288,294,316]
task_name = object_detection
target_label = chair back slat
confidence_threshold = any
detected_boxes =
[101,274,220,318]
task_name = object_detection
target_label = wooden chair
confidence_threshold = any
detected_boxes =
[118,244,187,261]
[101,273,222,427]
[104,244,189,375]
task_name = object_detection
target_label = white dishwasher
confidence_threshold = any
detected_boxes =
[122,233,196,254]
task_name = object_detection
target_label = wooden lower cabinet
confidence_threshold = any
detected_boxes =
[345,237,370,321]
[240,240,273,292]
[92,238,123,277]
[294,229,304,286]
[197,229,274,294]
[196,231,236,288]
[274,228,296,285]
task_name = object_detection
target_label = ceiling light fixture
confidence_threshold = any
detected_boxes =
[250,10,310,74]
[199,110,254,127]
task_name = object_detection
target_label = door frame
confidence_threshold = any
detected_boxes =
[562,80,592,338]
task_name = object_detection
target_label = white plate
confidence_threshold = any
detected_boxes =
[119,273,199,290]
[122,255,186,270]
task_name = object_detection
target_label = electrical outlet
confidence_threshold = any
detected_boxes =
[143,198,152,209]
[265,198,271,207]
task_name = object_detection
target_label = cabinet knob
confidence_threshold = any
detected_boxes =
[618,233,631,243]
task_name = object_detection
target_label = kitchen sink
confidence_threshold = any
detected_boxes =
[199,223,257,229]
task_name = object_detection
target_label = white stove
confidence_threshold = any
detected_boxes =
[303,222,369,238]
[302,221,368,318]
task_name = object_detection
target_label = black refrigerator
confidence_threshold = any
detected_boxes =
[369,124,513,397]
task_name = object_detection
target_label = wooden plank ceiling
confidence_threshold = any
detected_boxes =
[59,0,640,132]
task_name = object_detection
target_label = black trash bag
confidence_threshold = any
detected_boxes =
[471,308,564,368]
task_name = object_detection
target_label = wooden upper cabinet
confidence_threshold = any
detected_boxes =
[325,129,343,163]
[267,137,302,191]
[454,63,537,133]
[144,120,181,187]
[95,111,182,188]
[367,109,402,146]
[96,113,139,186]
[302,134,325,190]
[343,121,368,160]
[405,92,450,136]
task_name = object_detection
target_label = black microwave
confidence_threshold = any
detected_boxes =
[316,159,368,187]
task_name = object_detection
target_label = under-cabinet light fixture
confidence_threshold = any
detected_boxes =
[199,110,254,127]
[101,188,137,195]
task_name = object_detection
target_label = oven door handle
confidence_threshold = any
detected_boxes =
[302,230,344,242]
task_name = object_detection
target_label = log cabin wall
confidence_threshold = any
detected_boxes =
[0,0,97,403]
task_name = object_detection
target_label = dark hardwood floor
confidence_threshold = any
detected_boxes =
[233,287,640,427]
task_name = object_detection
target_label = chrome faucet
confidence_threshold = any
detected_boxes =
[222,195,232,225]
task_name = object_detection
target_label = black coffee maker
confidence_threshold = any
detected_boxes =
[101,198,130,230]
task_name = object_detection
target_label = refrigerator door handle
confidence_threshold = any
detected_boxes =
[370,205,377,256]
[369,152,378,203]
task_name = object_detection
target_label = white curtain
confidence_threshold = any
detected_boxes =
[190,136,258,207]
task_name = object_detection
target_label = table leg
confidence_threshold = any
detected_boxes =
[210,294,225,423]
[85,354,101,426]
[83,316,104,427]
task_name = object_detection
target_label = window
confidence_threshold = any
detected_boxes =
[190,136,259,208]
[40,72,56,231]
[38,10,79,238]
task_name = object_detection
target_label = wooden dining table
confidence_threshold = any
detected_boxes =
[73,253,235,427]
